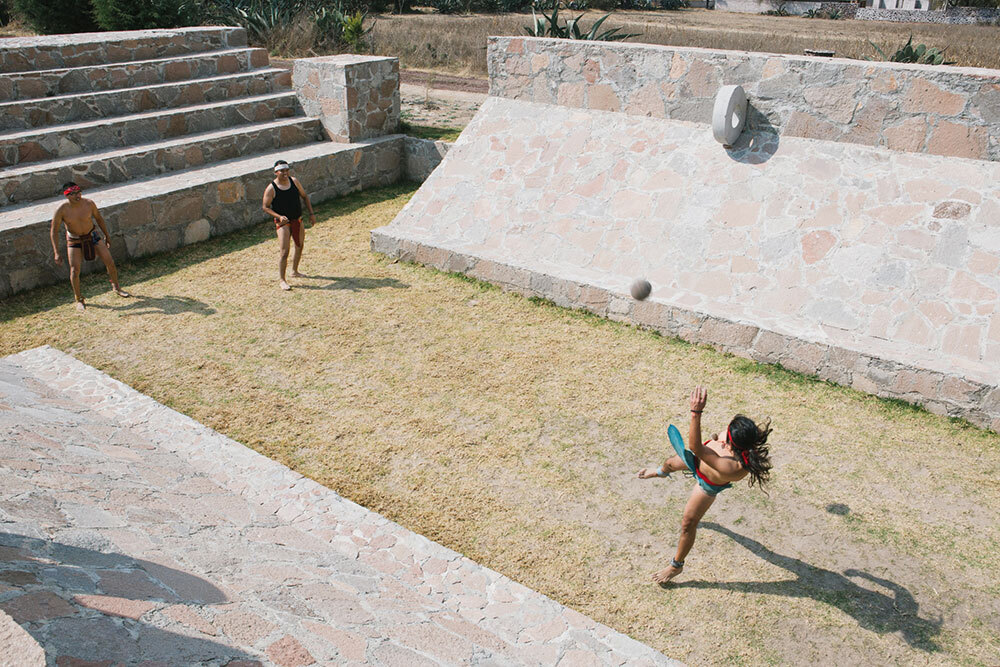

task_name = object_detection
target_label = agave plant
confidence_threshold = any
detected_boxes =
[525,2,640,42]
[867,35,948,65]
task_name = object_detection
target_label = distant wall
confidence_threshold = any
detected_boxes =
[488,37,1000,162]
[856,6,1000,22]
[715,0,854,13]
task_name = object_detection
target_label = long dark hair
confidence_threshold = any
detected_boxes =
[727,414,772,490]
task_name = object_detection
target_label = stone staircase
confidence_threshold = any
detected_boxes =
[0,27,401,299]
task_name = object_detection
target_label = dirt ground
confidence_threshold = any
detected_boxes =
[3,187,999,666]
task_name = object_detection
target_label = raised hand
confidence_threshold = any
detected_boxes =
[690,386,708,413]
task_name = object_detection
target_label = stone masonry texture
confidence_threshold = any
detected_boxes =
[0,139,403,298]
[0,345,679,666]
[0,28,413,300]
[374,38,1000,432]
[292,56,400,143]
[488,37,1000,162]
[0,609,44,666]
[0,27,246,74]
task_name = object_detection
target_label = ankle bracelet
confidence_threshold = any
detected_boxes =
[670,558,684,569]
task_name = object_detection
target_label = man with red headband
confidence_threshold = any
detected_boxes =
[262,160,316,291]
[50,182,131,311]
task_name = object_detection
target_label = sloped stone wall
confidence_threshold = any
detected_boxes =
[376,38,1000,431]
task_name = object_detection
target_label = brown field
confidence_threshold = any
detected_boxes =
[370,8,1000,75]
[3,186,999,665]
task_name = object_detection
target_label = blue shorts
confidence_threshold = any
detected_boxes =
[668,424,731,496]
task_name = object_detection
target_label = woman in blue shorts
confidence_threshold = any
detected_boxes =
[639,386,772,584]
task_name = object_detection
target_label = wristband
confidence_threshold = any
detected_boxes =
[656,467,669,478]
[690,410,702,414]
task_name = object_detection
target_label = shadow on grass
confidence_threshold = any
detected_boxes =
[85,294,216,317]
[0,183,417,324]
[672,523,942,652]
[291,275,409,292]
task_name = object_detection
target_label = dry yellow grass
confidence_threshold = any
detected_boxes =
[371,8,1000,74]
[2,185,999,665]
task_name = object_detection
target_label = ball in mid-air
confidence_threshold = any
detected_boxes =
[630,278,652,301]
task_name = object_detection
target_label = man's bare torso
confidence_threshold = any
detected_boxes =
[58,199,97,236]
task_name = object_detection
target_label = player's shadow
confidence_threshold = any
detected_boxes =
[291,275,409,292]
[672,522,942,652]
[85,294,216,317]
[0,531,256,663]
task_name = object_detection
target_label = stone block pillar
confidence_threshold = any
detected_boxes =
[292,55,400,143]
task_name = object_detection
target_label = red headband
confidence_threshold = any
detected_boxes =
[63,185,81,196]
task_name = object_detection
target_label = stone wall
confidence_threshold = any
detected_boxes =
[714,0,852,14]
[376,39,1000,431]
[488,37,1000,162]
[292,56,400,143]
[0,27,246,74]
[402,137,452,182]
[856,6,1000,23]
[0,138,403,298]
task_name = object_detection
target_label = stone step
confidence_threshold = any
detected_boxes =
[0,117,325,207]
[0,68,292,132]
[0,135,401,236]
[0,47,270,103]
[0,26,246,74]
[0,137,404,297]
[0,92,301,169]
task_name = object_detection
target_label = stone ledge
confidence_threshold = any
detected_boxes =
[402,136,452,182]
[0,609,44,667]
[371,231,1000,433]
[0,27,247,74]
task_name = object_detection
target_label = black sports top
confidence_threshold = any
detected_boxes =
[270,180,302,218]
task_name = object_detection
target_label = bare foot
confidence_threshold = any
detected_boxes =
[280,280,291,291]
[112,286,131,298]
[638,467,665,479]
[75,300,86,312]
[652,564,683,585]
[290,271,304,278]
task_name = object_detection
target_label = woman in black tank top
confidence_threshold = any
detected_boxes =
[262,161,316,290]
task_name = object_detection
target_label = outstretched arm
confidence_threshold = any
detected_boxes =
[687,386,707,458]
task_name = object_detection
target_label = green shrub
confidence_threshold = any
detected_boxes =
[431,0,465,12]
[0,0,11,26]
[206,0,374,53]
[91,0,196,30]
[12,0,100,33]
[340,9,372,50]
[526,2,640,41]
[481,0,532,10]
[867,35,949,64]
[803,6,843,17]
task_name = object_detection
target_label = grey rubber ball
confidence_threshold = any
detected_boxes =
[630,279,651,301]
